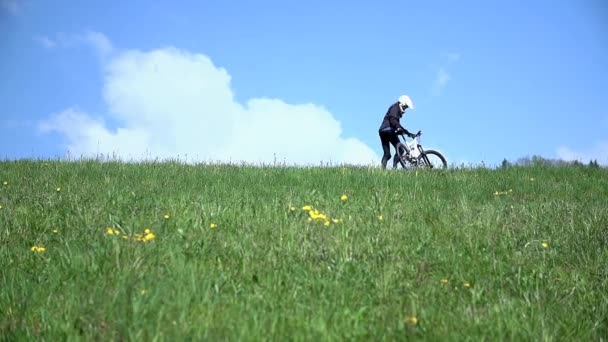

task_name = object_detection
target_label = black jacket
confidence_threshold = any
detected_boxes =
[378,102,410,134]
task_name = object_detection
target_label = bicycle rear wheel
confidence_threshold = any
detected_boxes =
[419,150,447,169]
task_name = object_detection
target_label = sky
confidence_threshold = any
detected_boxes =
[1,0,607,166]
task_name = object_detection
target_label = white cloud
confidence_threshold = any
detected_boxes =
[34,31,113,59]
[34,36,58,49]
[432,52,460,95]
[447,53,461,63]
[435,68,451,89]
[39,46,378,166]
[557,141,608,165]
[84,30,113,58]
[1,0,20,14]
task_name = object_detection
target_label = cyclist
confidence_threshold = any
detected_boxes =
[378,95,417,169]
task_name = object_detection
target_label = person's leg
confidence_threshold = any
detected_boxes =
[389,133,404,169]
[379,131,392,169]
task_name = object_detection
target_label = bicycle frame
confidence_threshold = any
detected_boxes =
[395,131,447,169]
[399,133,425,157]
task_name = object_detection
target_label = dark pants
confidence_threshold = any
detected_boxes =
[379,129,403,169]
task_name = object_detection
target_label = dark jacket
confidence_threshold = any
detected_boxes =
[378,102,410,134]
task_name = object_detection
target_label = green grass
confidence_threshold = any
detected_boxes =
[1,160,607,341]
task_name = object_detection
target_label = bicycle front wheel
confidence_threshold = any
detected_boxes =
[419,150,447,169]
[395,143,411,169]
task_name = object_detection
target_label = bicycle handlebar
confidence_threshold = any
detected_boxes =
[397,130,422,138]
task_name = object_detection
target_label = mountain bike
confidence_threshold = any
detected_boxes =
[394,131,447,169]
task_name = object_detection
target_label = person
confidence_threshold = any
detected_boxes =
[378,95,417,169]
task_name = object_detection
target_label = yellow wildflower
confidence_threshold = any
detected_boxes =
[331,218,343,224]
[542,242,549,249]
[464,282,471,288]
[378,215,384,221]
[309,210,328,221]
[302,205,313,211]
[134,228,156,242]
[143,232,155,242]
[340,194,348,201]
[105,227,120,235]
[164,214,170,219]
[140,289,148,296]
[0,205,2,209]
[290,206,296,212]
[404,316,418,326]
[30,246,46,253]
[440,278,449,284]
[324,220,330,226]
[56,187,61,192]
[210,223,217,229]
[52,229,59,233]
[2,181,7,185]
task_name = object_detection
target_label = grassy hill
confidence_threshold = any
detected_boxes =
[1,160,606,340]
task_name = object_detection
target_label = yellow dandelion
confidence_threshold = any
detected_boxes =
[289,206,296,212]
[144,228,151,234]
[340,194,348,201]
[0,205,3,209]
[324,220,330,226]
[143,232,156,242]
[30,246,46,253]
[210,223,217,229]
[494,191,499,196]
[302,205,313,211]
[140,289,148,296]
[378,215,384,221]
[56,187,61,192]
[464,282,471,288]
[2,181,7,185]
[331,218,343,224]
[404,316,418,326]
[542,242,549,249]
[122,235,128,240]
[440,278,449,284]
[309,210,328,221]
[105,227,121,235]
[164,214,170,219]
[52,229,59,233]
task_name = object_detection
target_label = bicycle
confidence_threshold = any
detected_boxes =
[394,131,447,169]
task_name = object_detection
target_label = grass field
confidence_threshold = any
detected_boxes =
[1,160,607,341]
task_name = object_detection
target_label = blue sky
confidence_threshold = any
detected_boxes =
[1,0,607,166]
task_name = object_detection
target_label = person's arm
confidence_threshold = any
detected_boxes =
[388,106,412,135]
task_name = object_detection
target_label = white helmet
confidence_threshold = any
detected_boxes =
[398,95,414,110]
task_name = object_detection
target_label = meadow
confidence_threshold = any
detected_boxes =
[1,160,607,341]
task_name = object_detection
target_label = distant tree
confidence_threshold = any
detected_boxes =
[588,159,599,168]
[501,158,511,169]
